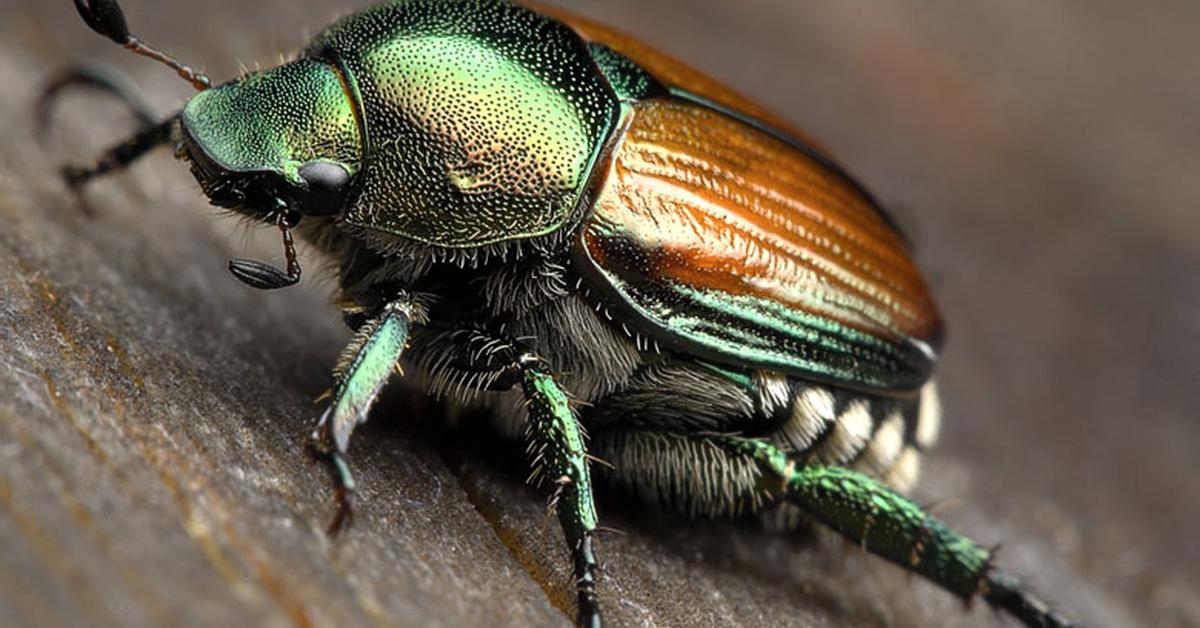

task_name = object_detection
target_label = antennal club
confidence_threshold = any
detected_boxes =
[228,211,304,290]
[74,0,211,91]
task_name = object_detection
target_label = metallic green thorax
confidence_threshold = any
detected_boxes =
[181,58,362,185]
[585,43,665,102]
[307,0,620,248]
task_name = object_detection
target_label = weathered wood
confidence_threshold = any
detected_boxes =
[2,1,1196,627]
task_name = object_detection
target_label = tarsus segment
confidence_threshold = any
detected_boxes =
[718,437,1077,628]
[522,365,602,628]
[984,570,1077,628]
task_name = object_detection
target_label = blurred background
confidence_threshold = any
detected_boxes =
[0,1,1196,627]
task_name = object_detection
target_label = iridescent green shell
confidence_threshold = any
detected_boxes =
[308,0,621,248]
[181,58,361,184]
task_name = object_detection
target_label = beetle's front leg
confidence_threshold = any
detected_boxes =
[517,355,602,628]
[37,65,176,194]
[309,298,419,534]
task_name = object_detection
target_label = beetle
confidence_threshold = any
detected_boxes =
[42,1,1080,626]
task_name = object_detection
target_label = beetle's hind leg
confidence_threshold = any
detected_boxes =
[37,64,174,193]
[715,437,1077,627]
[590,430,1077,628]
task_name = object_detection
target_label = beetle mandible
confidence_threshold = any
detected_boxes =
[42,1,1079,626]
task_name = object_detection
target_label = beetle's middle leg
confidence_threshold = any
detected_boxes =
[415,328,602,627]
[517,357,602,628]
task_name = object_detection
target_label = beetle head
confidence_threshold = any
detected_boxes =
[179,58,363,222]
[70,0,366,289]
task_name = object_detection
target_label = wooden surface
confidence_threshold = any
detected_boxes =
[1,1,1197,627]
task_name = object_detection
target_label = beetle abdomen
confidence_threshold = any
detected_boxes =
[773,378,940,491]
[575,97,943,393]
[589,377,940,519]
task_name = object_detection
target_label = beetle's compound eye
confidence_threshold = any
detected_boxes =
[297,160,351,216]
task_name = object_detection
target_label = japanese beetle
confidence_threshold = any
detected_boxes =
[43,1,1078,627]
